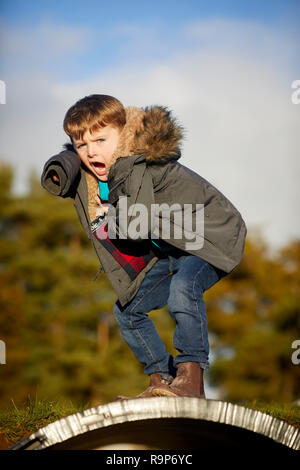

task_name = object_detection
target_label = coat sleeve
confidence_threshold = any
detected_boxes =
[41,148,81,198]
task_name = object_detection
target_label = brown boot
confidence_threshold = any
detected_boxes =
[114,373,173,401]
[151,362,206,398]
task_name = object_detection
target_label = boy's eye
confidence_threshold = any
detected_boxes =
[76,143,85,149]
[97,138,105,143]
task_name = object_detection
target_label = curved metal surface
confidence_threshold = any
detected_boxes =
[10,398,299,451]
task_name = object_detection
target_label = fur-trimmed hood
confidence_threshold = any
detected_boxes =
[106,105,185,173]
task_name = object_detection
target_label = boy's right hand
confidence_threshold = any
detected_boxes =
[49,169,60,184]
[95,192,109,215]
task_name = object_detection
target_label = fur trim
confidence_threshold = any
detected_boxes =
[132,105,184,163]
[106,105,184,173]
[85,168,99,222]
[106,106,146,174]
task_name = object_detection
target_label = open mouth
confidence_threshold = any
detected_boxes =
[91,162,106,175]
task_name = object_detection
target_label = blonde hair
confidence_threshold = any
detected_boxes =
[63,94,126,141]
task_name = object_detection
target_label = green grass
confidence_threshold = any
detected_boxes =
[0,397,299,449]
[0,396,89,449]
[240,400,300,429]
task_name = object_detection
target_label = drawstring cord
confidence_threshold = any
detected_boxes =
[93,265,104,281]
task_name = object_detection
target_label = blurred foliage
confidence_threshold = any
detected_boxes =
[0,163,299,408]
[207,233,300,402]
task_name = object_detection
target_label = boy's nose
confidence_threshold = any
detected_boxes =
[87,142,98,158]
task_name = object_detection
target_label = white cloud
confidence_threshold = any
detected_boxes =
[0,20,92,58]
[0,18,299,251]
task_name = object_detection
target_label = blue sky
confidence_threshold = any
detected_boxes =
[0,0,299,252]
[2,0,299,25]
[1,0,299,80]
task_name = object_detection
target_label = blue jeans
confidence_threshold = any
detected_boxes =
[113,251,227,381]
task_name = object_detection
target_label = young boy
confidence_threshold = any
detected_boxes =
[41,94,247,400]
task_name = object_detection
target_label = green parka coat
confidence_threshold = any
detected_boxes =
[41,105,247,307]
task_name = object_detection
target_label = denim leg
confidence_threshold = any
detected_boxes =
[113,257,176,380]
[167,255,227,370]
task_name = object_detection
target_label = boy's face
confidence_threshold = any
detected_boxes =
[73,124,120,181]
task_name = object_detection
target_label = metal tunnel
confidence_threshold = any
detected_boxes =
[10,398,299,451]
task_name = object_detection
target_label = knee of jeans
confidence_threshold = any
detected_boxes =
[170,275,204,302]
[170,276,186,295]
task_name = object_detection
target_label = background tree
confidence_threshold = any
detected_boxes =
[207,235,300,402]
